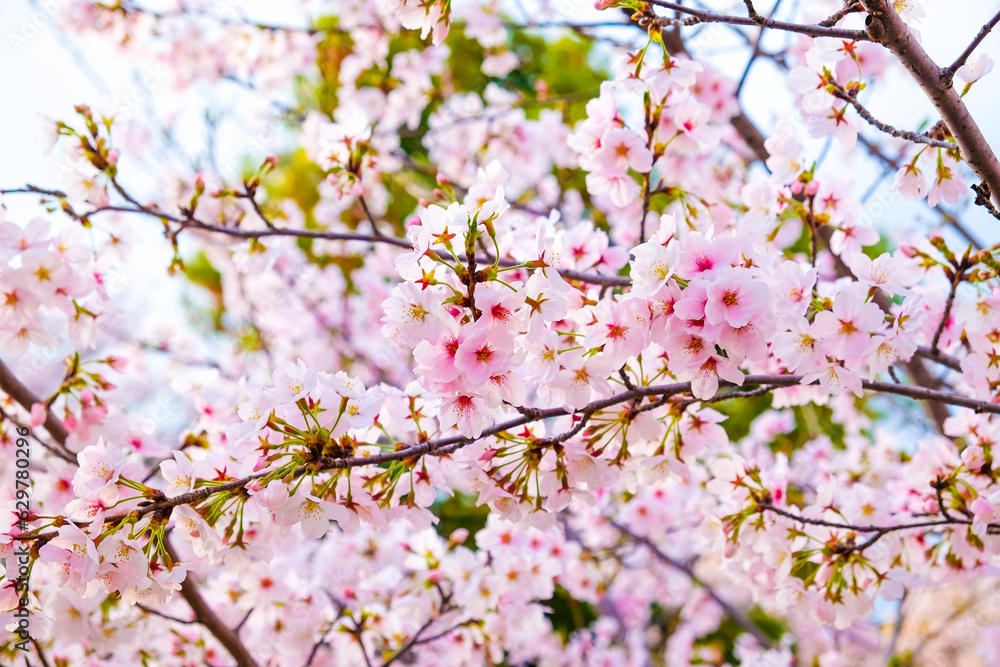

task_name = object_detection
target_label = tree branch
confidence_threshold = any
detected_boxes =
[827,81,956,151]
[163,537,261,667]
[612,520,775,648]
[0,358,74,460]
[644,0,869,41]
[866,0,1000,209]
[18,372,1000,543]
[941,9,1000,82]
[2,187,630,288]
[756,501,994,552]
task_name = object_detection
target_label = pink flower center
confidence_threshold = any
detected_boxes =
[606,324,626,340]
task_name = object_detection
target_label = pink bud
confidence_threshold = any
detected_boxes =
[30,403,46,428]
[436,172,450,186]
[723,539,738,558]
[106,356,128,372]
[789,181,803,195]
[804,180,820,196]
[106,148,120,166]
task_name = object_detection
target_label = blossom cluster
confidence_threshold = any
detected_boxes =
[6,0,1000,665]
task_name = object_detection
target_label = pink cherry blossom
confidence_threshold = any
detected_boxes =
[73,438,125,499]
[703,267,769,328]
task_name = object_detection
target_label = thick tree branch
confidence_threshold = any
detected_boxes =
[0,358,74,460]
[865,0,1000,209]
[164,537,261,667]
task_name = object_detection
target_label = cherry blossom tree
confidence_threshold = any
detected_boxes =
[4,0,1000,664]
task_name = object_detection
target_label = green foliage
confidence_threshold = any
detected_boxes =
[714,393,773,442]
[180,251,226,331]
[431,492,491,549]
[501,31,607,124]
[746,606,786,644]
[183,251,223,298]
[774,404,847,454]
[714,394,851,455]
[541,583,600,641]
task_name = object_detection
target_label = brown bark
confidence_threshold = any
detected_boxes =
[865,0,1000,209]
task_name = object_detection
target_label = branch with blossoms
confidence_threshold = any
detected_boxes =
[826,81,956,152]
[863,0,1000,209]
[11,2,1000,663]
[753,501,995,554]
[630,0,1000,208]
[941,9,1000,84]
[0,359,263,666]
[14,372,1000,547]
[610,520,776,648]
[0,182,628,289]
[635,0,869,41]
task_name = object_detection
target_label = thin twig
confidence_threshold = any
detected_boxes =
[941,9,1000,84]
[0,403,75,464]
[643,0,869,41]
[931,259,966,355]
[886,588,908,661]
[827,81,956,151]
[819,2,863,27]
[31,637,53,667]
[612,520,775,648]
[757,502,987,549]
[136,603,197,624]
[736,0,785,94]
